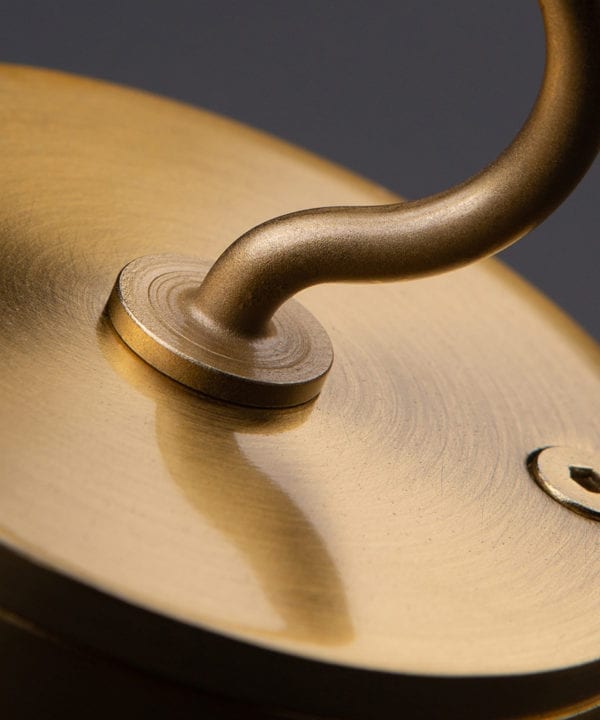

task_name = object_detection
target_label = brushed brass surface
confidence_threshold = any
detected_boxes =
[0,64,599,718]
[109,0,600,407]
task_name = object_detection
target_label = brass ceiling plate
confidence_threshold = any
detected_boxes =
[0,66,599,718]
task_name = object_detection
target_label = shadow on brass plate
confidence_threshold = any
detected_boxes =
[98,313,354,645]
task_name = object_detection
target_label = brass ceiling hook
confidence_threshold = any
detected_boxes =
[108,0,600,407]
[2,4,600,716]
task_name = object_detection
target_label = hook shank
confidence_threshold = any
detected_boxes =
[194,0,600,338]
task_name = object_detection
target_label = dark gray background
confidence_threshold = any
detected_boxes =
[1,1,598,339]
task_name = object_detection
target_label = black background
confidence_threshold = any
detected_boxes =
[1,1,598,338]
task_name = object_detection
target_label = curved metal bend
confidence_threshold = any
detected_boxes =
[194,0,600,338]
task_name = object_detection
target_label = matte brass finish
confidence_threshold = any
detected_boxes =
[0,62,599,719]
[108,255,333,407]
[529,447,600,520]
[109,0,600,406]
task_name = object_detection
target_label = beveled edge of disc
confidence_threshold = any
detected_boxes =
[106,254,334,408]
[2,540,600,720]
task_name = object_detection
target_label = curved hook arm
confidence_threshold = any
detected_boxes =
[194,0,600,338]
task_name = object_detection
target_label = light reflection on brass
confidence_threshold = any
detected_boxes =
[98,315,354,645]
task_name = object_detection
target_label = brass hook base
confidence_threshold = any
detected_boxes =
[107,0,598,411]
[107,254,333,408]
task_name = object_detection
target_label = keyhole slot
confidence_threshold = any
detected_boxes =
[569,465,600,494]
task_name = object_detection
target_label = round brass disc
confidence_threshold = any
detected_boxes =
[107,254,333,408]
[0,66,599,718]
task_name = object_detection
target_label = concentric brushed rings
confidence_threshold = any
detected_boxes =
[107,254,333,408]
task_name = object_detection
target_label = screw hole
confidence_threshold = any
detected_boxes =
[569,465,600,494]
